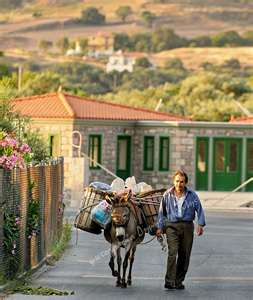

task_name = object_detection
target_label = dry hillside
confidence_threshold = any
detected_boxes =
[1,1,253,54]
[152,47,253,70]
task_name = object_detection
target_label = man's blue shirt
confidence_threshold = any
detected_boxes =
[157,186,206,229]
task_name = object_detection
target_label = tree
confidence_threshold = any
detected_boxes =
[190,35,212,47]
[114,33,132,51]
[164,58,185,70]
[172,71,251,121]
[151,27,188,52]
[78,38,88,53]
[19,71,61,96]
[211,31,244,47]
[0,64,10,77]
[56,37,69,54]
[130,33,152,52]
[115,6,133,22]
[141,11,156,28]
[38,40,53,53]
[80,7,105,25]
[134,57,152,69]
[222,58,241,70]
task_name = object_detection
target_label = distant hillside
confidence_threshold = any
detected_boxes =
[152,47,253,70]
[1,0,253,53]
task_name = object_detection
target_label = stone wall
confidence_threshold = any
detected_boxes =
[30,120,253,206]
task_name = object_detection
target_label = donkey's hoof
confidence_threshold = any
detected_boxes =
[112,270,118,277]
[127,279,132,286]
[121,281,127,288]
[116,280,122,287]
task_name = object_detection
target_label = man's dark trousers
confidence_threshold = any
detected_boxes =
[165,221,194,286]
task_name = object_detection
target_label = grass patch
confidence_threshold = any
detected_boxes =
[47,222,72,265]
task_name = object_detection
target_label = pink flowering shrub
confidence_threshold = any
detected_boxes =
[0,131,32,170]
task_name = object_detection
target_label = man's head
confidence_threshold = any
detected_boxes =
[173,170,188,194]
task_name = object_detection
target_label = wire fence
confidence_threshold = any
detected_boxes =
[0,158,64,280]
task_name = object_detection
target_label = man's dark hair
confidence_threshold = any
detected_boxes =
[173,170,188,184]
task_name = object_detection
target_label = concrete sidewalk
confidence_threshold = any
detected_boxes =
[197,191,253,211]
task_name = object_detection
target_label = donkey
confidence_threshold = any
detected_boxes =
[104,190,145,288]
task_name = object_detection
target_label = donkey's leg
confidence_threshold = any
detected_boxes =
[121,249,131,288]
[127,245,136,286]
[116,247,122,287]
[109,245,118,277]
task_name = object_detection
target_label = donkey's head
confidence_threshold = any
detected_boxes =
[111,189,132,242]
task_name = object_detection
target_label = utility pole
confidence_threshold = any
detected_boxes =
[18,65,22,91]
[155,98,163,111]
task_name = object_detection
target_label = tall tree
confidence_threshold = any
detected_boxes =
[115,6,133,22]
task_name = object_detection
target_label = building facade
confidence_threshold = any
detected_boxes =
[13,92,253,207]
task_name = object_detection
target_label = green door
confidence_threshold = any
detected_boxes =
[246,139,253,191]
[196,137,209,190]
[116,136,131,180]
[213,138,242,191]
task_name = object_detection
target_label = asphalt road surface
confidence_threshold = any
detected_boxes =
[7,211,253,300]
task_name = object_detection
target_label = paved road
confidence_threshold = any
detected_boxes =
[7,211,253,300]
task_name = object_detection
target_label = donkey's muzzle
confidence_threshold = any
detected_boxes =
[116,227,125,242]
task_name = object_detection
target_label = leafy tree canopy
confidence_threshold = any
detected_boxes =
[80,7,106,25]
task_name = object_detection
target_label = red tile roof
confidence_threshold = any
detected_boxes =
[13,92,190,121]
[229,116,253,123]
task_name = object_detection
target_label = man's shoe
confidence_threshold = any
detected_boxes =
[175,283,185,290]
[164,283,175,290]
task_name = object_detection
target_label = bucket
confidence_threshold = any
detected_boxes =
[136,189,166,226]
[74,187,112,234]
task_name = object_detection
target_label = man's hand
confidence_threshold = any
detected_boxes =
[156,228,162,237]
[196,225,204,236]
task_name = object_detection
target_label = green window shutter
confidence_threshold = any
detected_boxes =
[159,137,170,171]
[144,136,154,171]
[89,135,102,169]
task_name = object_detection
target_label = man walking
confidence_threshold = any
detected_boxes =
[156,170,206,290]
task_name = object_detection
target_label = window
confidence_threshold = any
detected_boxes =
[48,134,60,157]
[89,135,102,169]
[197,140,207,172]
[144,136,154,171]
[159,137,170,171]
[215,141,225,172]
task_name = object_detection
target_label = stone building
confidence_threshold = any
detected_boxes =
[13,92,253,207]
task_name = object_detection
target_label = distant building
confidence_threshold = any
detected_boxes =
[106,51,148,73]
[87,32,114,58]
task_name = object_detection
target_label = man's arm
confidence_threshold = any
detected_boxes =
[156,195,166,236]
[193,193,206,236]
